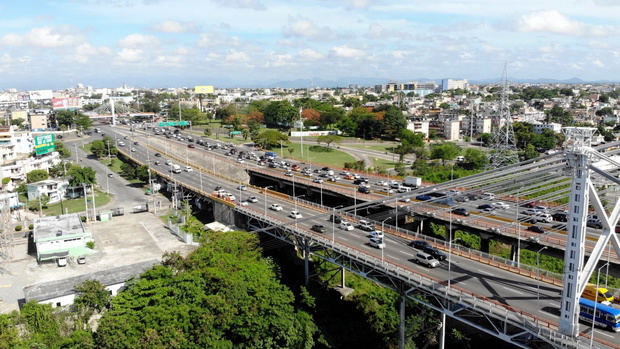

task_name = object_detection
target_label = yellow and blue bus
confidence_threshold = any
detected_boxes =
[579,298,620,332]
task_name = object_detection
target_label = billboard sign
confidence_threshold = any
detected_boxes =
[52,97,81,110]
[35,134,55,155]
[194,85,214,94]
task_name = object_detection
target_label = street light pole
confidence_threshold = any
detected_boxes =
[516,187,521,268]
[590,262,609,348]
[320,181,323,206]
[536,246,548,307]
[264,186,272,217]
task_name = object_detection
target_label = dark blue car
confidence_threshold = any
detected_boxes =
[416,194,432,201]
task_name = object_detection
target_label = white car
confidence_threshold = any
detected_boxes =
[224,193,236,201]
[381,188,394,194]
[270,203,282,211]
[481,192,496,200]
[237,185,247,191]
[533,212,553,223]
[370,230,384,239]
[290,210,302,219]
[492,202,509,209]
[369,237,385,249]
[247,196,258,203]
[237,158,245,163]
[285,171,293,177]
[339,221,354,231]
[165,160,172,166]
[184,166,193,172]
[313,178,323,184]
[376,180,388,186]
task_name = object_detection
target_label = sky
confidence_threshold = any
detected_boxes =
[2,0,620,89]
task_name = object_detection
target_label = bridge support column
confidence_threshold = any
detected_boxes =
[399,292,405,349]
[304,241,310,286]
[341,267,345,288]
[509,243,519,265]
[479,233,491,254]
[439,312,446,349]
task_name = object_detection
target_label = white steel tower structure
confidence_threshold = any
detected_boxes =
[488,64,518,168]
[559,127,620,336]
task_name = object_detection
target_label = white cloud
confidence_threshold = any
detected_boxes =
[513,10,610,36]
[283,16,336,41]
[116,48,143,62]
[331,45,365,59]
[391,50,407,59]
[298,48,324,60]
[225,50,250,63]
[151,20,196,33]
[156,55,182,66]
[210,0,265,10]
[118,34,160,48]
[0,26,84,48]
[265,53,293,67]
[592,59,605,68]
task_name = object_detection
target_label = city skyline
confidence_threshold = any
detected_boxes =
[2,0,620,89]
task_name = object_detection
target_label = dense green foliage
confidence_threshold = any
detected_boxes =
[95,230,317,348]
[88,137,117,159]
[68,165,97,186]
[54,141,71,158]
[26,169,49,183]
[253,130,288,149]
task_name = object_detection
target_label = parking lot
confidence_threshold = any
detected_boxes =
[0,212,195,313]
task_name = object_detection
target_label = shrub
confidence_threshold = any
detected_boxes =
[28,224,34,230]
[86,241,95,249]
[80,216,86,222]
[15,225,22,231]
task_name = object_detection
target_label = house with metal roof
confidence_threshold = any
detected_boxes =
[33,213,93,262]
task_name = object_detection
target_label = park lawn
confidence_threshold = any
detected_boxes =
[280,143,355,168]
[100,158,124,173]
[80,143,92,154]
[371,158,400,170]
[346,143,398,152]
[42,190,112,215]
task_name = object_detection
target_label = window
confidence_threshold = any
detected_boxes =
[574,206,579,214]
[574,194,580,202]
[570,250,575,259]
[569,263,574,272]
[565,301,570,311]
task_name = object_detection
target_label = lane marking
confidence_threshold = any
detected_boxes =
[339,236,349,241]
[386,254,400,260]
[477,269,493,275]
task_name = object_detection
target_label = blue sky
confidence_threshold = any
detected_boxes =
[1,0,620,89]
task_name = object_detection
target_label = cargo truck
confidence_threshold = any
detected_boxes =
[403,176,422,188]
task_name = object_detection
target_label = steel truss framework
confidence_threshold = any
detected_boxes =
[243,209,593,349]
[489,63,519,168]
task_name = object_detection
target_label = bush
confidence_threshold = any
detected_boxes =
[1,177,10,185]
[28,224,34,230]
[14,225,22,232]
[86,241,95,249]
[80,216,86,222]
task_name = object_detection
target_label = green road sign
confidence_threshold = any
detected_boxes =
[229,131,242,135]
[35,134,55,155]
[179,121,189,126]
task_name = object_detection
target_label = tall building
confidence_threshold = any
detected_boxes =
[441,79,468,91]
[29,113,49,131]
[443,119,460,141]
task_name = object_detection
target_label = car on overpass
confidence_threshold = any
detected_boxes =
[413,251,440,268]
[289,210,303,219]
[358,220,374,231]
[491,202,510,210]
[369,237,385,249]
[421,245,446,261]
[339,221,354,231]
[452,208,470,216]
[247,196,258,203]
[410,240,431,250]
[526,225,545,234]
[369,230,384,239]
[311,224,327,234]
[270,203,282,211]
[415,194,431,201]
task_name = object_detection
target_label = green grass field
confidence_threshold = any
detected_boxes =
[371,158,399,169]
[346,143,398,152]
[279,143,355,168]
[42,190,112,215]
[101,158,124,173]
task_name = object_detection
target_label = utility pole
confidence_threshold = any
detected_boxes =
[299,107,303,159]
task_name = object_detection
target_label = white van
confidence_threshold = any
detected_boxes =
[414,252,439,268]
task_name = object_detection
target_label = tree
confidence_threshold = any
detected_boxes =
[316,134,342,149]
[264,100,298,128]
[460,148,487,170]
[477,133,492,147]
[74,280,111,312]
[399,129,424,147]
[241,128,250,140]
[430,142,461,164]
[545,106,573,125]
[55,141,71,158]
[136,165,149,182]
[520,144,539,160]
[21,301,60,346]
[439,102,450,109]
[27,169,49,183]
[68,165,97,186]
[595,107,614,117]
[89,140,107,158]
[203,127,211,136]
[379,106,406,140]
[48,162,66,178]
[120,163,136,179]
[55,110,74,128]
[253,130,288,149]
[74,113,93,130]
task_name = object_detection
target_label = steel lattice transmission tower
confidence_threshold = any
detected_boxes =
[0,190,13,261]
[488,63,518,168]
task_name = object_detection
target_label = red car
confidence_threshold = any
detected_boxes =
[188,144,195,148]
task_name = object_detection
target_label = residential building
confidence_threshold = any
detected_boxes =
[27,179,69,204]
[406,119,430,138]
[0,126,34,164]
[23,259,159,308]
[461,116,492,136]
[32,213,92,263]
[0,192,23,210]
[532,122,562,134]
[0,151,61,181]
[441,79,468,91]
[443,119,460,141]
[29,112,50,131]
